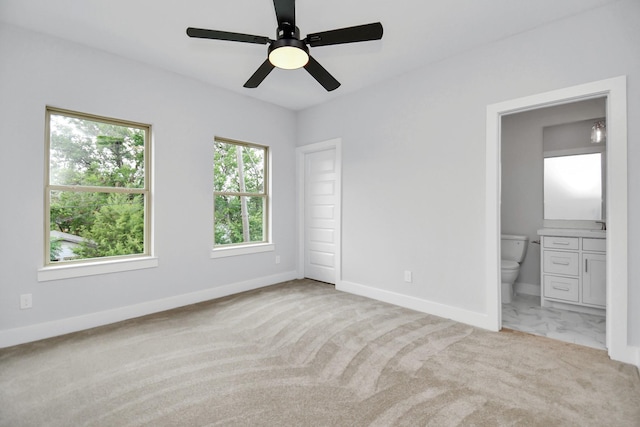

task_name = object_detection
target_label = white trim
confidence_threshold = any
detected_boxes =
[38,256,159,282]
[486,76,632,364]
[210,243,275,258]
[486,104,502,331]
[338,280,494,330]
[1,270,297,348]
[296,139,342,283]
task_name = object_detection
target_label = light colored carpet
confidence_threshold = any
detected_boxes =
[1,279,638,426]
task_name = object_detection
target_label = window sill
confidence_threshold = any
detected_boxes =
[210,243,275,259]
[38,256,159,282]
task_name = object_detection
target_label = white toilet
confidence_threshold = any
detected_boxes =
[501,234,528,303]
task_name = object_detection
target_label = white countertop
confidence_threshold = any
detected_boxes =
[537,228,606,239]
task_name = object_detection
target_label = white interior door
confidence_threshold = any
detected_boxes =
[300,143,340,284]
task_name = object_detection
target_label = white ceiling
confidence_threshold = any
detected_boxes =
[0,0,619,111]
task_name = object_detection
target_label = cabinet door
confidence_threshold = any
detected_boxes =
[582,253,606,306]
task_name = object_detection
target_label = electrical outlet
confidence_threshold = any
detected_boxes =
[275,255,281,264]
[20,294,32,310]
[404,270,412,283]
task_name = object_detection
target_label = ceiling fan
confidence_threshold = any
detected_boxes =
[186,0,383,91]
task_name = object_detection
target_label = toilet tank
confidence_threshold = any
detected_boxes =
[501,234,529,263]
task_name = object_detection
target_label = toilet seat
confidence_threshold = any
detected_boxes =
[501,260,519,271]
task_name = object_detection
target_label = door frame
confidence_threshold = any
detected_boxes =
[296,138,342,283]
[485,76,632,363]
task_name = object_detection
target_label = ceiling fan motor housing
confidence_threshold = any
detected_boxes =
[277,23,299,40]
[269,37,308,55]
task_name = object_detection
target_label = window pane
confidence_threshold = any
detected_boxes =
[49,114,145,188]
[49,190,145,261]
[214,142,264,194]
[214,195,265,245]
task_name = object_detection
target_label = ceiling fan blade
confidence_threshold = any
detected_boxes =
[186,27,270,45]
[273,0,295,27]
[304,56,340,92]
[306,22,383,47]
[244,59,276,88]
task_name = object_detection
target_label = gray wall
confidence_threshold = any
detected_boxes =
[297,0,640,345]
[1,0,639,355]
[0,24,298,339]
[501,100,606,295]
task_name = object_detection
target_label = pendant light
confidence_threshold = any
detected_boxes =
[591,120,606,144]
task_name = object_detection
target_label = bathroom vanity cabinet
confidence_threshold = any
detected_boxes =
[537,229,606,315]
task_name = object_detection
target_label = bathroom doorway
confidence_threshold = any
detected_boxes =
[500,99,607,349]
[485,76,629,362]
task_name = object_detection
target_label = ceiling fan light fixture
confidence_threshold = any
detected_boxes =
[268,39,309,70]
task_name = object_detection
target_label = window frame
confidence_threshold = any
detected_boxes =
[42,107,153,275]
[212,136,272,257]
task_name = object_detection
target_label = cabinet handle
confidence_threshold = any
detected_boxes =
[552,285,570,292]
[551,258,570,266]
[585,259,588,273]
[553,241,570,245]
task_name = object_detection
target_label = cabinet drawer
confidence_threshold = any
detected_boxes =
[583,238,606,252]
[543,236,579,250]
[544,275,579,302]
[543,250,579,276]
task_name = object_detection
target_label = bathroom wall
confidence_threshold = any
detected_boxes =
[543,118,606,152]
[501,99,606,296]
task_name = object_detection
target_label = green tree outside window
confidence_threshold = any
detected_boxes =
[214,139,267,246]
[46,108,149,263]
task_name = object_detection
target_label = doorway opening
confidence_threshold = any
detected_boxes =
[500,98,607,349]
[485,76,629,362]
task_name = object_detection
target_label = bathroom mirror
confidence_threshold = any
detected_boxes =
[543,153,603,220]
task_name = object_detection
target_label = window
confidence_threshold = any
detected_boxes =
[45,107,151,265]
[213,137,268,248]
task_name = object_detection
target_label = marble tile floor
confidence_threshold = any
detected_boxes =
[502,294,606,350]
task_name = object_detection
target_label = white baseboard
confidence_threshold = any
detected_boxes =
[337,280,495,330]
[514,282,540,297]
[0,271,298,349]
[338,280,640,367]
